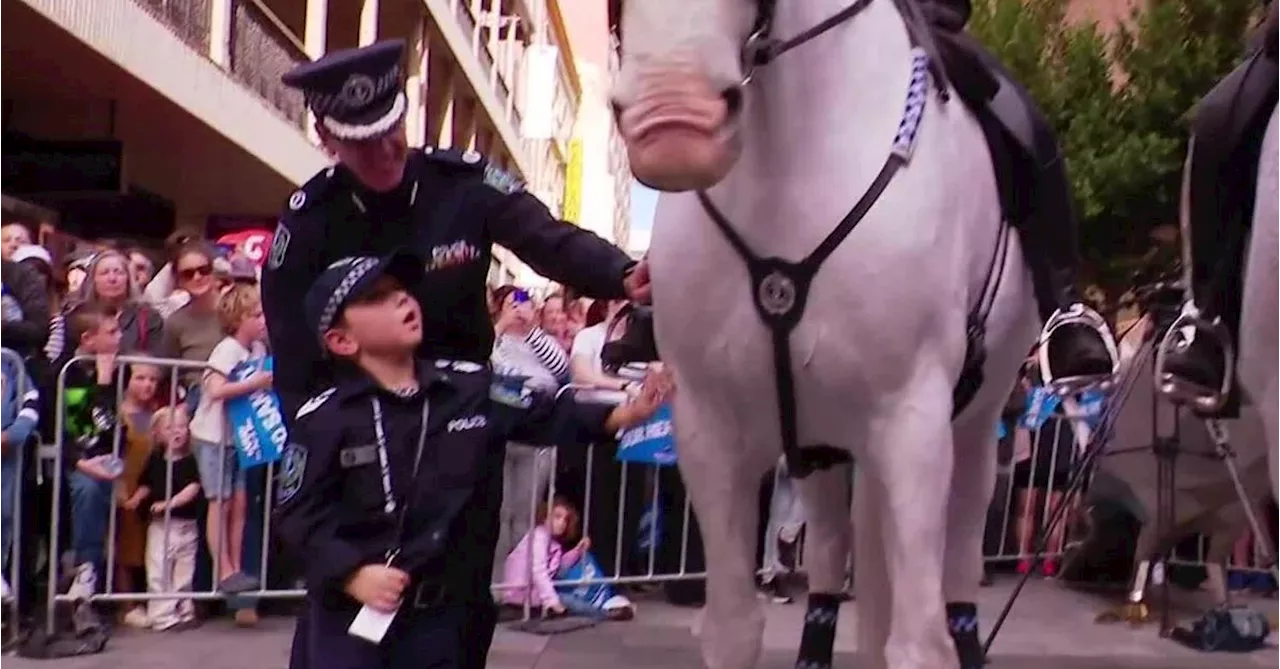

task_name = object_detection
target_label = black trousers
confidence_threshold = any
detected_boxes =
[295,597,497,669]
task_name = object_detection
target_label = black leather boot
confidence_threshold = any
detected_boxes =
[1156,303,1233,414]
[600,305,659,371]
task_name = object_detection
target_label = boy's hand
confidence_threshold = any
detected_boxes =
[345,564,410,613]
[251,371,274,391]
[150,501,167,514]
[122,497,140,512]
[95,354,117,384]
[542,601,567,617]
[576,537,592,552]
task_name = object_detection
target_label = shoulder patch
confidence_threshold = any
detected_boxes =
[482,163,525,195]
[276,443,308,505]
[296,387,336,419]
[267,222,292,270]
[490,382,534,409]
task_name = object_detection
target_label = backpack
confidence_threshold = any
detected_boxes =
[1171,605,1271,653]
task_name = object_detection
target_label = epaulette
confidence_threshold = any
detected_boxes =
[296,387,337,420]
[433,359,485,373]
[283,164,341,216]
[422,146,524,194]
[421,146,487,171]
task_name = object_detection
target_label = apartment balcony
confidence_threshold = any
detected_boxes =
[131,0,308,130]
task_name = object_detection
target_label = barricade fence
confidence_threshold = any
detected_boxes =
[8,354,1271,637]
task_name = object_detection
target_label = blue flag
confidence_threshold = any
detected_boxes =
[225,356,286,469]
[1020,386,1061,430]
[616,403,676,466]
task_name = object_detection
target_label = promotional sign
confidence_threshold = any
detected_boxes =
[1019,386,1061,431]
[555,551,615,609]
[616,403,676,466]
[216,229,274,266]
[225,356,286,468]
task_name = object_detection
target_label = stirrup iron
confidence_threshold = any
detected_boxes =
[1038,303,1120,396]
[1154,304,1234,413]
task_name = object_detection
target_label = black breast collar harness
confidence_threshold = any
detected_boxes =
[702,3,1011,479]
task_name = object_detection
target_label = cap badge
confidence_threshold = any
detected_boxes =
[340,74,377,107]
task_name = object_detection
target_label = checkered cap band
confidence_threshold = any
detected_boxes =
[317,256,380,335]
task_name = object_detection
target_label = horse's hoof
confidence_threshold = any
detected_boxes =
[1094,602,1152,626]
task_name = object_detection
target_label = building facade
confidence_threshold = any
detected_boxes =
[3,0,586,284]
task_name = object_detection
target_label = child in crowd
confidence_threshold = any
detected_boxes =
[116,363,164,628]
[123,406,201,631]
[56,303,123,601]
[1,346,40,599]
[502,495,635,620]
[190,284,270,594]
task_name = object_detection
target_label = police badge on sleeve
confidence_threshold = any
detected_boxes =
[277,443,308,504]
[268,222,292,270]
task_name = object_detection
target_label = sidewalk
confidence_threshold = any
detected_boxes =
[6,579,1277,668]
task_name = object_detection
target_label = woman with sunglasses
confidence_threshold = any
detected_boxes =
[159,241,226,391]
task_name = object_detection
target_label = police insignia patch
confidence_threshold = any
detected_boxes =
[268,223,291,270]
[288,190,307,211]
[296,387,336,419]
[483,164,524,195]
[490,383,533,409]
[277,443,308,504]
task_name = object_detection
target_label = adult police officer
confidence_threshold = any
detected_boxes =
[275,251,662,668]
[263,39,650,421]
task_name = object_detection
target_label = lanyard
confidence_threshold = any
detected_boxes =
[369,395,432,558]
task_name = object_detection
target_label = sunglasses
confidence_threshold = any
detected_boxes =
[178,264,213,281]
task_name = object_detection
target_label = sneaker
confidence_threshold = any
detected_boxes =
[1015,558,1033,575]
[122,606,151,629]
[1041,558,1059,578]
[218,572,260,595]
[66,563,98,601]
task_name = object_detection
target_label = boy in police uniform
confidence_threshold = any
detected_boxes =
[274,250,669,669]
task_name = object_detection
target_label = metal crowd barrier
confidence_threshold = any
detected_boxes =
[14,358,1269,638]
[2,347,31,645]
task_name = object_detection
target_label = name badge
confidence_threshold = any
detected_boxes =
[340,445,379,468]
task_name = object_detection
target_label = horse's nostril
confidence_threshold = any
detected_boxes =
[721,88,743,118]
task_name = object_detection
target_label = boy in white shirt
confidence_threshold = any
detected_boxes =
[190,283,271,594]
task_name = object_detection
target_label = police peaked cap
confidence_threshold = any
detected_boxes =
[304,250,424,339]
[282,39,407,141]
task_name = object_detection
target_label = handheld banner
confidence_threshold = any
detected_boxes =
[616,403,676,466]
[225,356,286,469]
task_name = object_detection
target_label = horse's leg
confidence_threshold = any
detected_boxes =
[861,381,959,669]
[1202,531,1235,608]
[854,464,892,669]
[675,395,773,669]
[1097,524,1159,625]
[793,464,854,668]
[943,413,1001,669]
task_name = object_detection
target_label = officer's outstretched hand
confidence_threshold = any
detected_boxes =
[345,564,410,613]
[623,258,652,304]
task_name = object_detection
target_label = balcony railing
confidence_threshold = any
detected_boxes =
[132,0,211,54]
[229,0,308,128]
[130,0,307,131]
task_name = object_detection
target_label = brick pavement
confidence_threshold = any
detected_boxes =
[5,579,1276,668]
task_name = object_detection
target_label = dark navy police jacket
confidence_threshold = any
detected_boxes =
[272,359,616,610]
[262,147,634,420]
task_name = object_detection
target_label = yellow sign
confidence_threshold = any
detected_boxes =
[563,139,583,224]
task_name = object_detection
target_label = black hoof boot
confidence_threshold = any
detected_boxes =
[946,601,986,669]
[600,305,659,370]
[795,592,842,669]
[1039,304,1119,395]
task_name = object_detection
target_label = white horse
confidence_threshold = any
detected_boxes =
[1094,315,1273,623]
[1235,107,1278,497]
[612,1,1038,668]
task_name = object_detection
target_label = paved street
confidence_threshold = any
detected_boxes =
[7,579,1276,668]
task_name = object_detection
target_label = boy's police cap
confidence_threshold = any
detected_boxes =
[282,40,406,141]
[305,250,423,338]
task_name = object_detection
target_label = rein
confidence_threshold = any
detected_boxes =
[739,0,874,85]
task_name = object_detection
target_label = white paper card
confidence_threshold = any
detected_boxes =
[348,605,398,644]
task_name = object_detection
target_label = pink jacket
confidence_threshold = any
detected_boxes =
[502,525,584,607]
